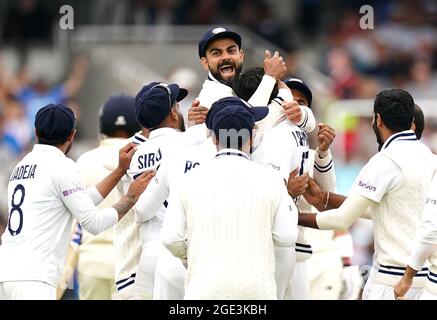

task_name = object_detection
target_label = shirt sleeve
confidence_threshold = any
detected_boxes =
[248,75,276,106]
[296,106,316,133]
[85,186,104,206]
[351,154,401,203]
[56,161,118,236]
[313,148,336,192]
[414,173,437,246]
[135,161,170,223]
[255,88,289,131]
[316,193,373,230]
[272,184,299,247]
[160,184,187,260]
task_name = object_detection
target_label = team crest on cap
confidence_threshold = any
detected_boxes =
[212,27,227,34]
[115,116,127,126]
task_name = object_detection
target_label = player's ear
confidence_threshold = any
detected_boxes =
[67,129,77,142]
[200,57,209,72]
[239,48,244,60]
[375,113,382,127]
[212,132,219,146]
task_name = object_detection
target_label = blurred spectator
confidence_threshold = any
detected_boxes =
[10,55,88,128]
[2,0,54,47]
[405,58,437,98]
[167,66,199,125]
[326,48,360,99]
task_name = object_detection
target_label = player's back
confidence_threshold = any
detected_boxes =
[251,119,309,181]
[180,152,293,299]
[0,144,76,285]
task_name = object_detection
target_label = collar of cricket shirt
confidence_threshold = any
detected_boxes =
[33,143,66,157]
[381,129,417,151]
[215,148,249,160]
[148,127,180,140]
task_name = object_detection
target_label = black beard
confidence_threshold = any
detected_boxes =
[210,62,243,87]
[179,117,186,132]
[372,119,383,151]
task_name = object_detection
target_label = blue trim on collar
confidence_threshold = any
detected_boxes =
[382,132,417,150]
[215,150,249,160]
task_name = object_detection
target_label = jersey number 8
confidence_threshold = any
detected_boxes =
[8,184,25,236]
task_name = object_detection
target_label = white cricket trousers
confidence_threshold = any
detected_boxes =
[134,240,163,299]
[274,246,295,299]
[284,260,310,299]
[0,281,56,300]
[153,247,186,300]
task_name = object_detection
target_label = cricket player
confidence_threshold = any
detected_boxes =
[299,89,436,300]
[125,81,204,299]
[162,102,298,299]
[113,125,149,299]
[284,77,361,300]
[0,103,153,300]
[59,95,141,300]
[190,26,315,134]
[394,170,437,300]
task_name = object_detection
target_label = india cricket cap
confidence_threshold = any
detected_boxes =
[99,95,140,136]
[211,104,268,138]
[284,77,313,107]
[35,103,76,144]
[135,81,188,129]
[206,96,269,130]
[198,27,242,58]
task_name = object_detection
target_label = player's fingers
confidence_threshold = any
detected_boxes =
[191,100,200,108]
[121,142,136,153]
[289,169,299,179]
[273,51,279,58]
[265,50,272,59]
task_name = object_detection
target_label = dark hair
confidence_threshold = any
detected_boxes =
[373,89,414,132]
[36,132,73,146]
[413,104,425,140]
[233,67,278,103]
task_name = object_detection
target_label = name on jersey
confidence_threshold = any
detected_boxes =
[138,148,162,170]
[358,180,376,192]
[9,164,37,181]
[426,197,437,206]
[292,131,308,147]
[184,160,200,173]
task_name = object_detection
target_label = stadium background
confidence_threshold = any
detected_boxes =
[0,0,436,288]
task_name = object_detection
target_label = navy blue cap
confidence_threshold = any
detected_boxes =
[284,77,313,107]
[212,104,263,139]
[35,103,76,145]
[206,96,269,130]
[99,95,141,136]
[198,27,242,58]
[135,82,188,129]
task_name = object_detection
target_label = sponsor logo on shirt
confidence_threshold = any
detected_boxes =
[426,197,437,206]
[358,180,376,192]
[267,162,280,171]
[62,186,84,197]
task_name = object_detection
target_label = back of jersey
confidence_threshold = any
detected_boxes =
[0,145,73,286]
[251,120,310,182]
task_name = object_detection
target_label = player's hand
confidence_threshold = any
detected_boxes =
[287,169,309,198]
[318,123,336,152]
[188,100,209,127]
[303,177,325,208]
[340,265,363,300]
[127,170,155,203]
[117,142,137,173]
[282,100,302,124]
[264,50,287,80]
[394,275,413,300]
